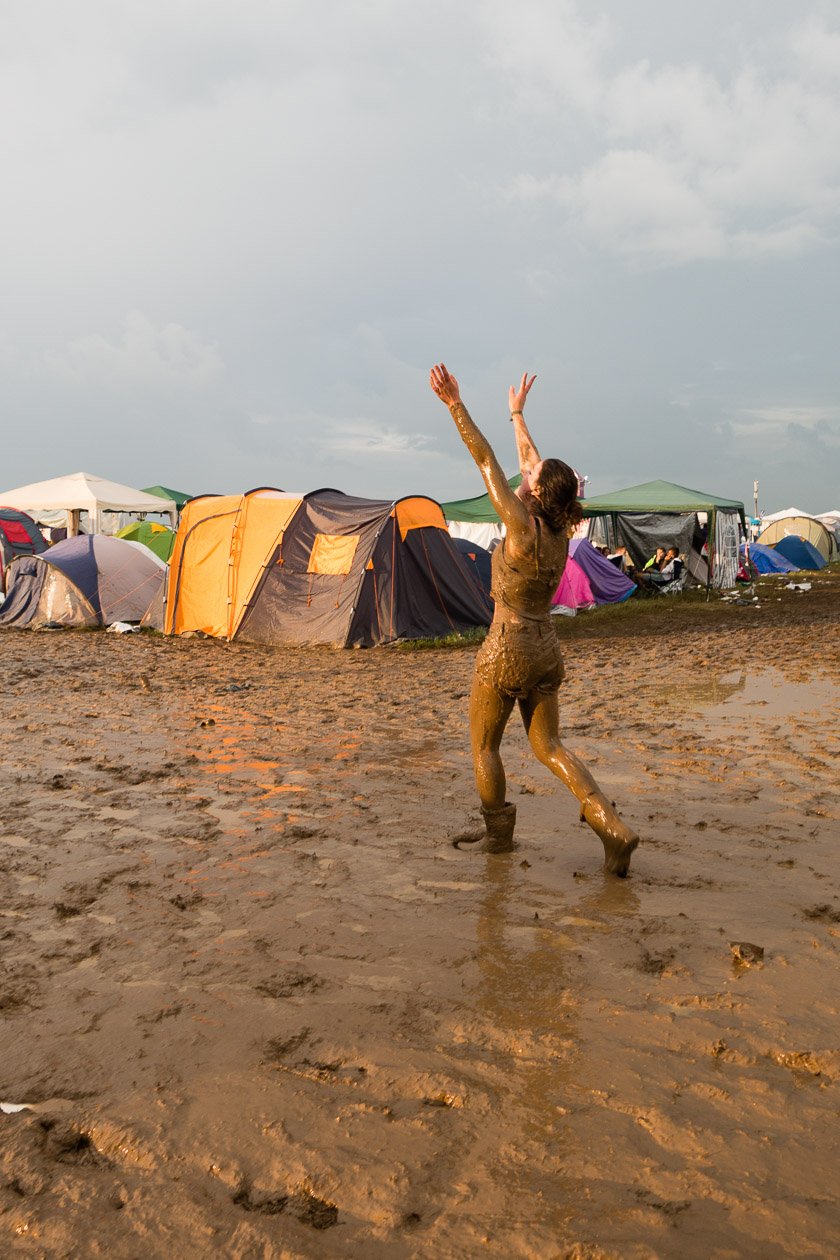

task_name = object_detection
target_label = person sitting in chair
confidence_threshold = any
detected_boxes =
[657,545,683,582]
[636,545,683,590]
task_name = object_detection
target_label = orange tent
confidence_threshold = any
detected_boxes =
[164,489,303,638]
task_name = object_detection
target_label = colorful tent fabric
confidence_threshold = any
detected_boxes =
[0,535,165,628]
[553,538,637,610]
[116,520,176,562]
[0,472,177,532]
[235,490,493,647]
[554,552,596,610]
[162,489,492,646]
[142,485,193,509]
[742,543,797,575]
[163,490,303,638]
[770,536,827,571]
[0,508,47,584]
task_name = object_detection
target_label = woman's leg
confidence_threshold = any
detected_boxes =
[453,674,518,852]
[518,688,639,876]
[470,673,516,809]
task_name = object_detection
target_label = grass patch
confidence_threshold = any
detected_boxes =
[395,627,488,651]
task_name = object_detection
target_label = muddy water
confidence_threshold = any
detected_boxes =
[0,624,838,1258]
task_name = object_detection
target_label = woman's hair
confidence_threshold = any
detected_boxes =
[532,458,583,535]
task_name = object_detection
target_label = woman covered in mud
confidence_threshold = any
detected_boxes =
[429,364,639,875]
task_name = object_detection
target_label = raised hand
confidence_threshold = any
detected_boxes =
[509,372,536,414]
[429,363,461,407]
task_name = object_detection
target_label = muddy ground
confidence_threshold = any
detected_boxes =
[1,574,839,1259]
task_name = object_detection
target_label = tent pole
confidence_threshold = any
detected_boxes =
[706,508,715,601]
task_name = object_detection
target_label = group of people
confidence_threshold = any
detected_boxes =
[638,544,684,588]
[596,542,684,589]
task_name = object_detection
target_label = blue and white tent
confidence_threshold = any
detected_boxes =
[0,535,165,628]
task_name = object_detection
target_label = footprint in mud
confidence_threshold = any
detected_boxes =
[262,1028,311,1062]
[233,1183,287,1215]
[634,1188,691,1217]
[40,1117,108,1167]
[53,902,85,920]
[255,972,322,999]
[802,903,840,923]
[170,891,204,911]
[637,948,677,976]
[233,1181,338,1229]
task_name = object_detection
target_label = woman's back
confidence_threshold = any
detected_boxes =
[491,519,568,620]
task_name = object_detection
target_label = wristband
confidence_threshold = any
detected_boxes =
[510,410,523,421]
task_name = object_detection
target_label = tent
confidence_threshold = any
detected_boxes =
[142,485,193,510]
[817,511,840,548]
[162,489,305,638]
[163,487,492,646]
[451,537,493,599]
[236,490,492,647]
[553,538,637,610]
[758,513,837,562]
[0,472,177,535]
[582,479,746,589]
[0,508,47,586]
[0,535,165,628]
[743,543,797,575]
[441,475,522,550]
[116,520,176,562]
[770,536,827,571]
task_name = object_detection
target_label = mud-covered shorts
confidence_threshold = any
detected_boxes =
[474,619,564,700]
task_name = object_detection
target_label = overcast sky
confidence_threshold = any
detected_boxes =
[2,0,839,513]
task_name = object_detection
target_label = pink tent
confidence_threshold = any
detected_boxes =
[554,558,596,609]
[553,538,637,610]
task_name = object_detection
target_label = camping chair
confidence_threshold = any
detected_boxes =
[649,558,689,596]
[653,570,689,596]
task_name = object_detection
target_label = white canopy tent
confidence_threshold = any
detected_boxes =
[0,472,177,536]
[760,506,811,527]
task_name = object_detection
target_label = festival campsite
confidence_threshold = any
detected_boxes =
[3,5,840,1251]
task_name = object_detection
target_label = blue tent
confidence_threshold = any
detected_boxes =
[0,535,165,627]
[742,543,797,575]
[771,536,827,571]
[451,537,492,599]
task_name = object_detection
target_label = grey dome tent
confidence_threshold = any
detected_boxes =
[0,535,165,628]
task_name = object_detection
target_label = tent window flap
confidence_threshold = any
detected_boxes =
[394,498,446,540]
[308,534,359,575]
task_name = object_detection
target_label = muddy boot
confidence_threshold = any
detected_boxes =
[453,802,516,853]
[580,790,639,877]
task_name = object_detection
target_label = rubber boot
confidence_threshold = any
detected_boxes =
[580,790,639,877]
[453,802,516,853]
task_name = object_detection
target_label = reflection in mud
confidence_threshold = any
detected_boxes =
[647,666,839,722]
[650,670,747,711]
[471,861,645,1238]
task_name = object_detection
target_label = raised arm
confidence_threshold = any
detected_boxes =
[509,372,541,477]
[430,364,532,536]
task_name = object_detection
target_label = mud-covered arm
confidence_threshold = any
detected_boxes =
[448,400,531,532]
[430,364,531,534]
[509,373,541,478]
[512,415,541,477]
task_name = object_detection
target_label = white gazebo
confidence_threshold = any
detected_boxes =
[0,472,177,535]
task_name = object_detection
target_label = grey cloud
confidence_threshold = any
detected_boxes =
[0,0,838,511]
